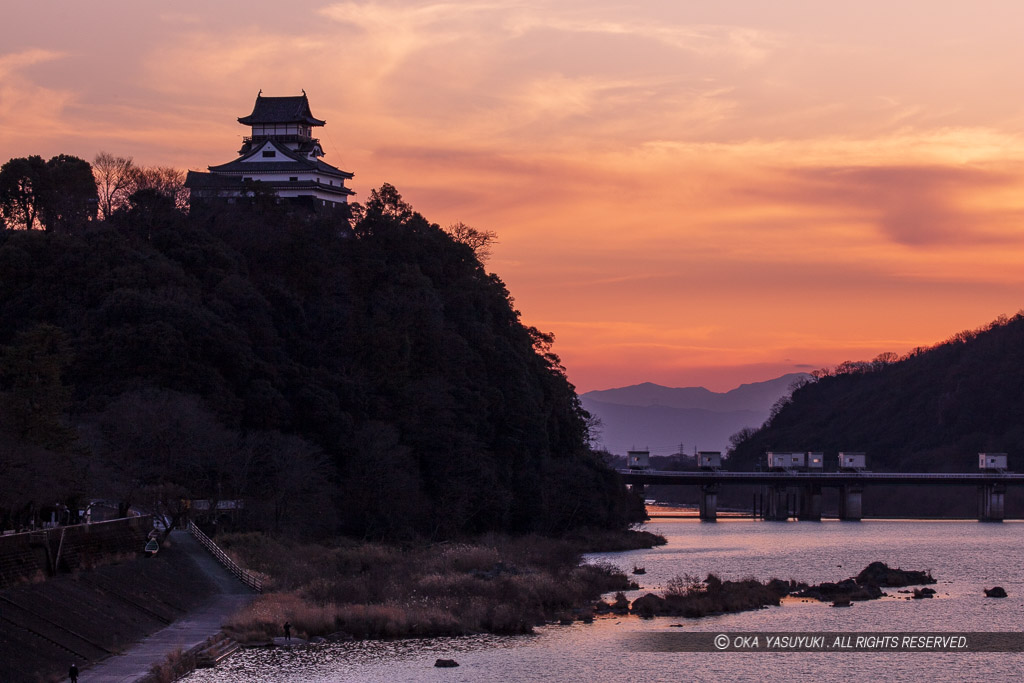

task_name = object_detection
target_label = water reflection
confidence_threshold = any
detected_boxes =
[184,520,1024,682]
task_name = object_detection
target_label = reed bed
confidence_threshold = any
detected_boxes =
[219,529,661,642]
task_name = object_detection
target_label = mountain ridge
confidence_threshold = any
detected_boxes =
[582,373,809,455]
[728,313,1024,474]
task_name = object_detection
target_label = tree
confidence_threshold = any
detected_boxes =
[363,183,414,224]
[40,155,98,232]
[241,430,336,535]
[113,187,183,239]
[132,166,189,212]
[728,427,757,454]
[79,388,236,518]
[0,155,47,230]
[92,152,137,220]
[444,221,498,262]
[0,324,75,450]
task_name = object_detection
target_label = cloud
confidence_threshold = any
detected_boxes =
[319,0,780,64]
[0,49,64,78]
[780,164,1024,246]
[0,50,76,152]
[504,13,779,66]
[318,1,497,77]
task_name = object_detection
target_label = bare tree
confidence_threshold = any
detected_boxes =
[94,153,191,219]
[133,166,189,212]
[241,431,335,534]
[728,427,757,454]
[585,412,604,449]
[444,222,498,262]
[78,388,235,518]
[93,152,137,220]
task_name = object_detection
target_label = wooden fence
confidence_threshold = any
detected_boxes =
[187,521,263,593]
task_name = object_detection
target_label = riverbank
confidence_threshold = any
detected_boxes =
[217,529,665,643]
[181,518,1024,683]
[0,532,219,682]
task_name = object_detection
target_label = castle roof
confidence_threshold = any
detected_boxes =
[207,140,353,179]
[238,92,326,126]
[184,170,242,190]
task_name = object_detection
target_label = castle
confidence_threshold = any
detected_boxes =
[185,91,354,210]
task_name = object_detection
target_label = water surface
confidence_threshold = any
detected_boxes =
[184,520,1024,682]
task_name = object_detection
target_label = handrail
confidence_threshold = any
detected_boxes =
[3,516,151,539]
[187,522,263,593]
[3,518,149,540]
[619,469,1024,480]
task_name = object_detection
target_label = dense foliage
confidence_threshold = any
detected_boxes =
[730,313,1024,473]
[0,178,643,538]
[0,155,98,231]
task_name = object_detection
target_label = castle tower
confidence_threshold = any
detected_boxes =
[186,91,354,210]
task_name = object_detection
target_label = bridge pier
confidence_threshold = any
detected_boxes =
[761,486,791,521]
[699,484,718,522]
[838,486,863,521]
[618,469,1022,521]
[978,484,1005,522]
[798,485,822,521]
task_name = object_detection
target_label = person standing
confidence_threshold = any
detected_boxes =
[69,663,79,683]
[283,621,292,641]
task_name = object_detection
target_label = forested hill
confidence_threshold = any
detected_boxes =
[729,313,1024,473]
[0,185,643,538]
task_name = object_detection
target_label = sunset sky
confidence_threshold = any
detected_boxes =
[4,1,1024,392]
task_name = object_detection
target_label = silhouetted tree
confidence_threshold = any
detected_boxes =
[132,166,189,211]
[444,221,498,262]
[360,182,415,230]
[111,187,183,239]
[94,153,189,218]
[93,152,137,220]
[40,154,98,232]
[78,388,236,518]
[0,324,75,450]
[0,155,47,230]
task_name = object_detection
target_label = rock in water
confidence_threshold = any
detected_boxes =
[855,562,935,587]
[435,659,460,668]
[984,587,1008,598]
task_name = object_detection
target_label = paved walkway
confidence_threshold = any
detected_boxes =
[82,530,256,683]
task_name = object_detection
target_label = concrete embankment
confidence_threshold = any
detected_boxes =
[0,529,251,682]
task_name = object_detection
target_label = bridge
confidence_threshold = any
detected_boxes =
[617,469,1024,522]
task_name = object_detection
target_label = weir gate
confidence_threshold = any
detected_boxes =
[617,469,1024,522]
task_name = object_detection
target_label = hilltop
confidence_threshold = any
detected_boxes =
[730,313,1024,473]
[0,182,643,539]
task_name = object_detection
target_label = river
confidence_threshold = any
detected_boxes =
[183,519,1024,682]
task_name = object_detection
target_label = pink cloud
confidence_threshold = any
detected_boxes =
[777,164,1024,245]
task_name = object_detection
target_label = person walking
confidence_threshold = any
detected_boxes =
[283,621,292,641]
[69,663,79,683]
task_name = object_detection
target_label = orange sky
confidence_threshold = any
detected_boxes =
[4,1,1024,392]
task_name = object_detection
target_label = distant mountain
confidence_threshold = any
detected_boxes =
[581,373,809,456]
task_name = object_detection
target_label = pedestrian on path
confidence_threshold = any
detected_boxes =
[69,663,79,683]
[284,621,292,641]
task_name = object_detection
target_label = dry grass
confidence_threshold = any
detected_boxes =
[631,573,791,618]
[137,645,196,683]
[220,529,658,642]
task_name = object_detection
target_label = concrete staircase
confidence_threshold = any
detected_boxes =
[195,632,242,668]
